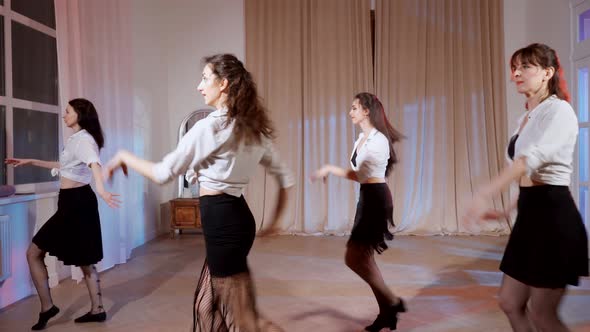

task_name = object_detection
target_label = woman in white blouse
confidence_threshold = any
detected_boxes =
[465,43,589,332]
[104,54,294,331]
[312,93,405,332]
[5,98,121,330]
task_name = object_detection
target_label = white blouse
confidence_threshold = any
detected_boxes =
[350,128,390,183]
[153,108,295,197]
[53,129,101,184]
[509,95,578,186]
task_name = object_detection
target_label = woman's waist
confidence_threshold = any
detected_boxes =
[60,176,89,189]
[199,183,243,198]
[518,183,571,198]
[360,177,386,184]
[518,173,570,188]
[59,168,92,185]
[355,168,387,183]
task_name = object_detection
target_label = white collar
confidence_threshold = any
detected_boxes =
[68,129,87,140]
[359,127,378,140]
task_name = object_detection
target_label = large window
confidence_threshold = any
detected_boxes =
[572,0,590,256]
[0,106,5,185]
[576,64,589,225]
[0,0,60,191]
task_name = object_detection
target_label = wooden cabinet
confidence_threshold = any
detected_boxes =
[169,198,201,236]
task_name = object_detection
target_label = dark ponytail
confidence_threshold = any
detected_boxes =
[354,92,404,176]
[68,98,104,149]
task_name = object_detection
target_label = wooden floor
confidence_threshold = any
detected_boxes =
[1,234,589,332]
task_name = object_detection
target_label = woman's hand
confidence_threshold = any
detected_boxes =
[463,194,488,225]
[310,165,330,183]
[104,151,129,181]
[5,158,33,167]
[481,209,509,220]
[97,189,122,209]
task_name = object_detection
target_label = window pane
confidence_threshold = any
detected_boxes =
[0,106,5,185]
[11,0,55,29]
[580,186,589,227]
[580,9,590,42]
[580,128,589,183]
[579,67,588,122]
[12,21,58,105]
[0,16,4,96]
[13,108,58,184]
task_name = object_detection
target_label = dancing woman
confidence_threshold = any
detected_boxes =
[6,98,120,330]
[465,43,589,332]
[105,54,294,331]
[312,92,405,331]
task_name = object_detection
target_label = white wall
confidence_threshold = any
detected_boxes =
[131,0,245,210]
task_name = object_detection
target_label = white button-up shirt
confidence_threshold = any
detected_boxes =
[509,95,578,185]
[54,129,101,184]
[153,108,295,197]
[350,128,390,183]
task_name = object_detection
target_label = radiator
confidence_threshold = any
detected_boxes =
[0,215,10,281]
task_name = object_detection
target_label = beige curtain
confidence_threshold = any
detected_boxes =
[375,0,509,234]
[245,0,373,234]
[246,0,509,235]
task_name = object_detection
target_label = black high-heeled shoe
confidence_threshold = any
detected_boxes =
[31,305,60,330]
[365,298,406,332]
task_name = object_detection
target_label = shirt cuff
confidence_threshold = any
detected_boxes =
[185,169,197,184]
[516,148,543,177]
[152,162,173,184]
[50,168,60,177]
[279,171,296,189]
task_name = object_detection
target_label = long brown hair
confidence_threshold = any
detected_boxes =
[203,54,274,145]
[510,43,570,102]
[355,92,404,176]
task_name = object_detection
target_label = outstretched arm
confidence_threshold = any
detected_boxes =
[5,158,60,169]
[311,164,358,182]
[104,150,159,183]
[106,118,221,185]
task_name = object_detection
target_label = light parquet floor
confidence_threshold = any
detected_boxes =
[1,234,589,332]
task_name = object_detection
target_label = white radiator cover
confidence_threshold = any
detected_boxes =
[0,215,10,281]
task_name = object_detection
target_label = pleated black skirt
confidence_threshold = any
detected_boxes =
[500,185,589,288]
[348,183,395,253]
[32,185,103,266]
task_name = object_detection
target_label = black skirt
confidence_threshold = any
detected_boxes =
[32,185,103,266]
[500,185,589,288]
[348,183,395,253]
[199,194,256,277]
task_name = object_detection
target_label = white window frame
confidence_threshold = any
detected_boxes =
[1,0,61,193]
[571,0,590,255]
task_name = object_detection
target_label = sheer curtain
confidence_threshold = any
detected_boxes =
[245,0,373,234]
[246,0,509,235]
[375,0,509,235]
[55,0,143,280]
